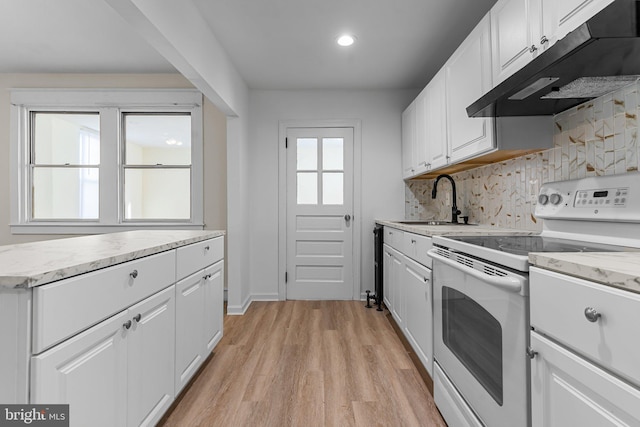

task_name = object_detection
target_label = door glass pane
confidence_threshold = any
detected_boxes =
[32,167,99,220]
[124,114,191,165]
[33,113,100,165]
[322,172,343,205]
[124,169,191,220]
[297,138,317,170]
[297,172,317,204]
[322,138,343,170]
[442,286,503,405]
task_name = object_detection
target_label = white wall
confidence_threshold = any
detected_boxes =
[248,89,414,299]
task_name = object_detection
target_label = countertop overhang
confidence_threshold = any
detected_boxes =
[0,230,225,289]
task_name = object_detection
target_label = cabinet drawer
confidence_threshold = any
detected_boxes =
[176,237,224,281]
[402,232,433,268]
[384,227,404,251]
[32,250,176,354]
[530,267,640,387]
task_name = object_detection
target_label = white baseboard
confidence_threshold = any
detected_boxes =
[226,294,252,316]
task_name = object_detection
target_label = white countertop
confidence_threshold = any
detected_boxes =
[529,252,640,294]
[376,220,538,237]
[0,230,224,289]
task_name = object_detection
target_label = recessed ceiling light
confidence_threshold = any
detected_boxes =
[337,34,356,47]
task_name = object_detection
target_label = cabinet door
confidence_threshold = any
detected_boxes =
[383,245,393,309]
[541,0,613,48]
[426,69,448,170]
[403,258,433,375]
[446,14,495,163]
[390,250,404,329]
[531,332,640,426]
[31,311,129,427]
[175,271,206,394]
[127,286,175,427]
[491,0,541,84]
[402,101,417,178]
[414,88,429,173]
[204,260,224,354]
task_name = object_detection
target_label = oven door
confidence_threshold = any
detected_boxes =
[429,249,530,427]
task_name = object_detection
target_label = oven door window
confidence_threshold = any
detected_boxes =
[442,286,503,405]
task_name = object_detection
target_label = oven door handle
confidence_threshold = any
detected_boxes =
[428,249,523,293]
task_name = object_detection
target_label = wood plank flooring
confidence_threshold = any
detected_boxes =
[159,301,447,427]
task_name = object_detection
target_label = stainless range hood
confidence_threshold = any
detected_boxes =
[468,0,640,117]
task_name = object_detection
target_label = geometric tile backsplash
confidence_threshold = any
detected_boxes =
[406,80,640,231]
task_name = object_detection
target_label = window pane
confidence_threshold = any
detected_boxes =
[124,114,191,166]
[322,138,343,170]
[33,113,100,165]
[322,172,343,205]
[297,138,317,170]
[297,172,317,205]
[32,167,99,220]
[442,286,503,405]
[124,169,191,220]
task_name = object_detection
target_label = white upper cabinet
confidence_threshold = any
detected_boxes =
[491,0,542,85]
[401,100,417,179]
[541,0,614,48]
[446,14,494,163]
[492,0,613,84]
[426,69,449,170]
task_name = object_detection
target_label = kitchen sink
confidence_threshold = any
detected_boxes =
[397,220,477,226]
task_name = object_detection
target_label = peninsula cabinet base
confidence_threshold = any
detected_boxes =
[0,232,224,427]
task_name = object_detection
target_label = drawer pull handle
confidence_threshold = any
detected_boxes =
[123,320,132,330]
[584,307,602,323]
[133,314,142,323]
[130,270,138,279]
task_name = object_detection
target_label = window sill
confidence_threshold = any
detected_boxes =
[10,223,205,235]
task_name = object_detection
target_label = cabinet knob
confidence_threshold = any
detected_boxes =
[411,239,416,244]
[130,270,138,279]
[584,307,602,323]
[205,246,210,251]
[540,35,548,45]
[529,44,538,53]
[123,320,132,330]
[133,314,142,323]
[423,277,429,283]
[526,346,538,359]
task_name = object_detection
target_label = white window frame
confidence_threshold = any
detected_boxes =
[10,89,204,234]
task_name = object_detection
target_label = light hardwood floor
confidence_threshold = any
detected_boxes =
[159,301,447,427]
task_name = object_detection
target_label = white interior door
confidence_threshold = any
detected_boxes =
[286,127,354,300]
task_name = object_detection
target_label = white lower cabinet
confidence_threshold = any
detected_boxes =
[531,331,640,427]
[204,260,224,353]
[402,257,433,375]
[31,310,129,427]
[530,267,640,426]
[383,228,433,381]
[175,258,225,394]
[31,285,175,427]
[127,286,176,427]
[18,235,226,427]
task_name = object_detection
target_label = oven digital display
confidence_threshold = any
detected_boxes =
[593,190,608,198]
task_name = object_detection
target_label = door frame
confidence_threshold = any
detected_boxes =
[278,119,362,301]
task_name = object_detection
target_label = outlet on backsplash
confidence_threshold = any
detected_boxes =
[405,80,640,232]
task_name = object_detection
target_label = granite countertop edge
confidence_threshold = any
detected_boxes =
[0,230,225,289]
[375,219,539,237]
[529,252,640,294]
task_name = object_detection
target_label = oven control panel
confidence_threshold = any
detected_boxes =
[535,173,640,221]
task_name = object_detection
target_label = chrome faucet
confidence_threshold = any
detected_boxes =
[431,174,461,224]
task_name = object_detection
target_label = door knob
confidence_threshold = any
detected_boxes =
[344,214,351,221]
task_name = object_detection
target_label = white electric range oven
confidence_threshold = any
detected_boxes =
[428,173,640,427]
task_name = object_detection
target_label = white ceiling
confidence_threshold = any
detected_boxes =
[0,0,496,90]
